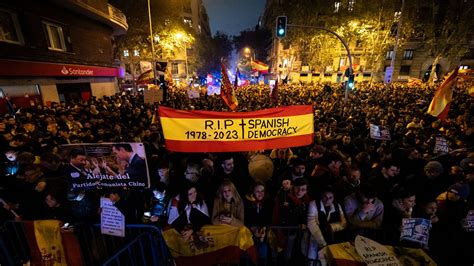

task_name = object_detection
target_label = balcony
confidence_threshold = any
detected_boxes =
[52,0,128,35]
[108,4,128,35]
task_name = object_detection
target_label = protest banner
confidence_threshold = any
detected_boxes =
[159,105,314,152]
[60,143,150,191]
[355,235,400,265]
[144,85,164,104]
[434,136,449,155]
[100,197,125,237]
[400,218,431,247]
[369,124,391,141]
[463,210,474,232]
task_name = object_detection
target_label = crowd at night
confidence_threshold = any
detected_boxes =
[1,81,473,264]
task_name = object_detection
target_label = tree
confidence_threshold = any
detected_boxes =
[193,31,233,76]
[410,0,474,84]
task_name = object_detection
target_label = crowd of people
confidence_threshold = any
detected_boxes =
[1,80,473,265]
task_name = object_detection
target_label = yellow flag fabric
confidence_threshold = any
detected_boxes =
[320,242,436,266]
[34,220,67,265]
[163,224,254,257]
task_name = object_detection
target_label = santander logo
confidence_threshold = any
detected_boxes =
[61,66,69,75]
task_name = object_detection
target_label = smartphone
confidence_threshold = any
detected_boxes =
[144,212,151,217]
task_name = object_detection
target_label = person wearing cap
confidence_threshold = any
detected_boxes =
[435,182,471,264]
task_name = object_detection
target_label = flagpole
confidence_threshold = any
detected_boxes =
[147,0,157,85]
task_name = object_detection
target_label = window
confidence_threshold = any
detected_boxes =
[334,2,341,13]
[43,21,66,51]
[385,50,394,60]
[172,62,179,75]
[133,49,140,56]
[348,0,355,11]
[123,50,129,57]
[399,65,410,75]
[0,9,24,45]
[184,17,192,28]
[403,49,414,60]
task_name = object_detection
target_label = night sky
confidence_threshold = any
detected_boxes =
[202,0,266,37]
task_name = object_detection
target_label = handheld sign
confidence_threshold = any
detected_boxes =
[369,124,391,141]
[355,235,400,266]
[400,218,431,247]
[100,197,125,237]
[464,210,474,232]
[434,136,449,155]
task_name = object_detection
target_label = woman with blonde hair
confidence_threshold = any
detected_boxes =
[212,179,244,227]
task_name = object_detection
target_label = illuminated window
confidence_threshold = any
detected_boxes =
[403,49,414,60]
[123,50,129,57]
[386,50,394,60]
[0,9,24,45]
[133,49,140,56]
[184,17,192,28]
[334,2,341,13]
[348,0,355,11]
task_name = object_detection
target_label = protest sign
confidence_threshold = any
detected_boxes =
[355,235,400,265]
[463,210,474,232]
[100,197,125,237]
[400,218,431,246]
[61,143,150,191]
[369,124,391,141]
[187,86,200,99]
[434,136,449,155]
[159,105,314,152]
[144,85,164,104]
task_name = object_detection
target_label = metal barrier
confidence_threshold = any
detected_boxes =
[76,224,171,266]
[0,221,172,266]
[0,221,329,266]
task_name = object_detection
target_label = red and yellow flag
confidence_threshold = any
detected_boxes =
[158,105,314,153]
[163,225,257,266]
[251,60,269,74]
[220,62,238,111]
[427,67,459,120]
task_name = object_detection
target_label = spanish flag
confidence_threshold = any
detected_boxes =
[24,220,83,266]
[427,67,459,120]
[137,69,154,85]
[251,59,269,74]
[220,62,238,111]
[163,224,257,266]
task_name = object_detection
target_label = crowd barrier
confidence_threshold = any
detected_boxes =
[2,220,373,266]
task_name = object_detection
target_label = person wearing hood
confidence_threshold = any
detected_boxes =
[383,186,417,245]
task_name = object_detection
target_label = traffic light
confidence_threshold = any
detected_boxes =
[347,74,355,89]
[276,16,287,38]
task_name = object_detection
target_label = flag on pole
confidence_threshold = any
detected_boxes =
[137,69,154,84]
[427,67,459,120]
[220,61,238,111]
[251,60,269,74]
[271,78,279,105]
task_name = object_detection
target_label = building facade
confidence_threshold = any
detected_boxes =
[0,0,127,112]
[262,0,474,84]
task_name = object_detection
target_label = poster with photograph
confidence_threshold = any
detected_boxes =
[369,124,391,141]
[400,218,431,247]
[61,143,150,191]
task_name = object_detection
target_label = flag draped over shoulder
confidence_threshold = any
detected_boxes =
[163,224,257,266]
[427,67,459,120]
[220,62,238,111]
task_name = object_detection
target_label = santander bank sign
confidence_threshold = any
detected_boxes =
[61,66,94,76]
